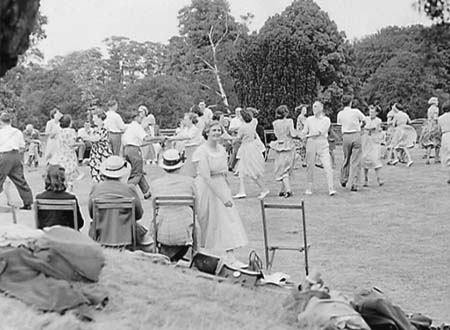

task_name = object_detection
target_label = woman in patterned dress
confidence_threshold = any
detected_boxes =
[88,110,113,183]
[270,105,299,198]
[420,97,441,164]
[362,106,384,187]
[51,115,83,191]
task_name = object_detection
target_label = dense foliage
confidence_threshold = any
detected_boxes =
[354,25,450,119]
[1,0,450,130]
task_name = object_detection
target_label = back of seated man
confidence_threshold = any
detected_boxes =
[88,155,153,251]
[151,149,196,261]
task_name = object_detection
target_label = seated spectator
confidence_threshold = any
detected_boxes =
[88,155,153,251]
[35,165,85,229]
[77,121,93,164]
[151,149,196,261]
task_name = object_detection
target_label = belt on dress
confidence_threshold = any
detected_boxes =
[124,144,140,148]
[342,131,361,135]
[108,131,122,134]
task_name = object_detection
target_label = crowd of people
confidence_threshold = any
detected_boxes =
[0,95,449,266]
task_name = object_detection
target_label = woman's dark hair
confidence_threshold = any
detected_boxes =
[45,165,67,192]
[275,105,289,119]
[202,120,224,140]
[342,95,353,107]
[93,109,107,121]
[212,111,224,121]
[185,112,198,125]
[394,103,404,111]
[59,114,72,128]
[191,104,202,116]
[50,108,60,119]
[442,101,450,113]
[240,108,253,123]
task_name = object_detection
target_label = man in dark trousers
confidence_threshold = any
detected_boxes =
[0,112,33,209]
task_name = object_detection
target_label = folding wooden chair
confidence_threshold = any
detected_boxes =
[0,205,17,224]
[92,198,136,249]
[263,129,275,161]
[34,199,78,230]
[152,196,196,254]
[259,199,310,275]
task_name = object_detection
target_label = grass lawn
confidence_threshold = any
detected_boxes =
[0,147,449,328]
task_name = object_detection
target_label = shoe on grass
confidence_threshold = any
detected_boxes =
[407,161,413,167]
[284,191,293,198]
[305,190,312,195]
[233,193,246,199]
[350,185,359,192]
[258,190,270,199]
[20,205,32,210]
[329,190,336,196]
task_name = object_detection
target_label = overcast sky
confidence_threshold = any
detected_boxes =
[39,0,430,60]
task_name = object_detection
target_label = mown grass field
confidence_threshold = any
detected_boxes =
[0,147,449,329]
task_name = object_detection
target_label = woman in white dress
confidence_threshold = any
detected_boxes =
[44,108,63,164]
[233,108,269,199]
[388,103,416,167]
[168,112,203,177]
[438,101,450,184]
[192,121,248,267]
[270,105,299,198]
[362,106,384,187]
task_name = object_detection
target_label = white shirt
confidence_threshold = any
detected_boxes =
[0,125,25,152]
[393,111,410,126]
[104,110,126,133]
[229,117,242,132]
[203,108,213,124]
[303,115,331,140]
[337,107,365,133]
[122,121,147,147]
[77,127,93,140]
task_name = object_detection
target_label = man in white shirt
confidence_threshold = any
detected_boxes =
[0,113,33,209]
[104,99,126,156]
[302,101,336,196]
[122,109,160,199]
[199,101,213,125]
[337,95,365,191]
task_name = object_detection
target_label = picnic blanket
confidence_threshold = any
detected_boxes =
[0,227,107,314]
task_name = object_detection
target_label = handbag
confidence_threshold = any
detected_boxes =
[248,250,263,273]
[190,251,222,275]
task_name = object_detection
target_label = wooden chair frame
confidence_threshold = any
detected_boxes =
[259,200,310,275]
[263,129,275,161]
[152,196,196,255]
[92,198,136,249]
[34,199,79,230]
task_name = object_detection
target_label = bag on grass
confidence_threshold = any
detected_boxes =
[353,288,416,330]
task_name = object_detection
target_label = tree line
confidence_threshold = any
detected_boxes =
[0,0,449,130]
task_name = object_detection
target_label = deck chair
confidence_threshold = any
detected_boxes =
[92,197,136,249]
[152,196,196,254]
[259,199,310,275]
[34,199,78,230]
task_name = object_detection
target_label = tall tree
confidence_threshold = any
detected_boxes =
[167,0,249,110]
[231,0,353,125]
[415,0,450,24]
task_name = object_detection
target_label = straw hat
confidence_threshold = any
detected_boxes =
[100,156,130,178]
[159,149,184,171]
[428,97,438,105]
